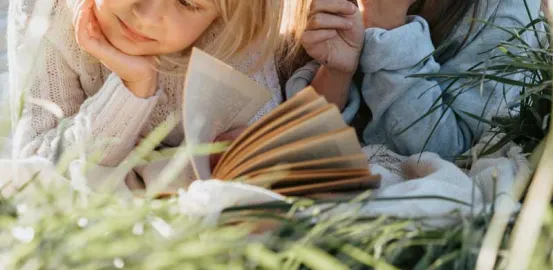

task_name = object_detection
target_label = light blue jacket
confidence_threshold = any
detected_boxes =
[286,0,542,159]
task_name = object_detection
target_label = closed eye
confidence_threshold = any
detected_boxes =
[177,0,201,11]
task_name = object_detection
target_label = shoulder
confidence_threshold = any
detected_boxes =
[438,0,541,63]
[445,0,542,42]
[479,0,541,21]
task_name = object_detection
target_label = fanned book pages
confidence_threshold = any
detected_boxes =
[210,86,381,196]
[179,48,381,197]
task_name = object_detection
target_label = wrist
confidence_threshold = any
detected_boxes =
[370,7,410,30]
[123,76,158,99]
[322,65,356,80]
[378,17,407,30]
[312,66,354,111]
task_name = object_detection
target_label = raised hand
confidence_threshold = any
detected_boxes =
[301,0,364,74]
[73,0,158,98]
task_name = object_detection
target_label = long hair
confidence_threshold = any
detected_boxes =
[160,0,284,70]
[201,0,283,64]
[408,0,482,47]
[170,0,310,77]
[276,0,315,84]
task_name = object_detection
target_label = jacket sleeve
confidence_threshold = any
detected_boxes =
[357,0,541,158]
[285,60,361,124]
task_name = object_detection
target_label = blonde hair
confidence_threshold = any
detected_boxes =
[204,0,280,62]
[157,0,312,82]
[185,0,312,79]
[276,0,313,82]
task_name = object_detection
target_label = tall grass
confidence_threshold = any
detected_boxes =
[409,0,551,156]
[0,179,500,270]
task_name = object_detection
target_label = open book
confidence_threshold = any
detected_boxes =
[179,48,380,196]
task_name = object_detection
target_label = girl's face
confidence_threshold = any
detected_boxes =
[93,0,218,56]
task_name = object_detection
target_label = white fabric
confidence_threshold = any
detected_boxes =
[0,132,529,229]
[325,150,526,228]
[338,132,529,228]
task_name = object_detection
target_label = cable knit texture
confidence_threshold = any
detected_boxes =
[8,0,282,166]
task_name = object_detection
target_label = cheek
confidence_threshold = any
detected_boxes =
[93,0,120,32]
[160,15,217,52]
[93,0,136,29]
[164,27,203,50]
[94,0,130,10]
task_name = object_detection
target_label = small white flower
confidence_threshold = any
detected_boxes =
[132,223,144,236]
[113,258,125,269]
[78,218,88,228]
[16,204,28,215]
[12,227,35,243]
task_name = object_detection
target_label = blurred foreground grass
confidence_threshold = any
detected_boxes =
[2,1,553,269]
[0,181,501,270]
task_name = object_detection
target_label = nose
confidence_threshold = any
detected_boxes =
[132,0,166,26]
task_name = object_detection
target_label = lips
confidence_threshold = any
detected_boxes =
[117,17,155,43]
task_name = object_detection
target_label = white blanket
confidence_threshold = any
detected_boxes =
[0,132,530,228]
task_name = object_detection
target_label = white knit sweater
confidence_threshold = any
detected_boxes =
[8,0,283,166]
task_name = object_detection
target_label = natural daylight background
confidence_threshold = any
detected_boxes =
[0,0,8,159]
[0,0,7,93]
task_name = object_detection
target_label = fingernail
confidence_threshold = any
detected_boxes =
[350,3,357,12]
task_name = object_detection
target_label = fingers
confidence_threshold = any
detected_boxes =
[301,29,337,50]
[307,12,354,31]
[307,0,360,32]
[72,0,94,26]
[88,10,105,40]
[75,5,104,48]
[75,3,92,46]
[310,0,357,16]
[75,3,113,62]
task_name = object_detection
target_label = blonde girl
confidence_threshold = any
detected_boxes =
[8,0,298,167]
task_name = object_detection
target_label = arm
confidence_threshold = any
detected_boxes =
[310,66,353,110]
[285,0,364,123]
[285,61,361,124]
[359,0,541,158]
[304,0,412,109]
[9,4,160,166]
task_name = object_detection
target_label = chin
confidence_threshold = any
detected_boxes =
[109,37,151,56]
[118,46,149,56]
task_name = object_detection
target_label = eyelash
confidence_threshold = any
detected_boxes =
[178,0,200,11]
